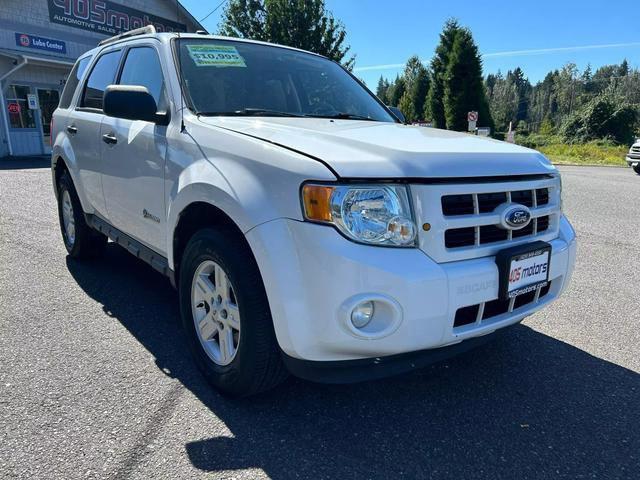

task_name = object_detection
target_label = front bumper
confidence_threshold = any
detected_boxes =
[626,155,640,166]
[246,215,577,365]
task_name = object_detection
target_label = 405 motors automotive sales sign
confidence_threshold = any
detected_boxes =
[47,0,186,36]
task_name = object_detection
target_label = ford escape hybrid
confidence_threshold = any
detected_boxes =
[51,26,577,396]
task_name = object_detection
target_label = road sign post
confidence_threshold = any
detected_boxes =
[467,111,478,132]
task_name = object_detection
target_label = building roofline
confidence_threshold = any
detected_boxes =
[172,0,207,33]
[0,48,75,67]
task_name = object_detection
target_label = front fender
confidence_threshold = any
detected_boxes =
[165,157,335,269]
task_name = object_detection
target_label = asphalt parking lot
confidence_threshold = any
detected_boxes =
[1,159,639,479]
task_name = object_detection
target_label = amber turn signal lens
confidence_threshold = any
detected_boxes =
[302,185,334,222]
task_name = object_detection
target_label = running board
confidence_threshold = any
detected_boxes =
[86,214,175,286]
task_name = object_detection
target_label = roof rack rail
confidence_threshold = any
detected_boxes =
[98,25,157,47]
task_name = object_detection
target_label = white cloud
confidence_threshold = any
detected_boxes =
[483,42,640,58]
[353,42,640,72]
[353,63,406,72]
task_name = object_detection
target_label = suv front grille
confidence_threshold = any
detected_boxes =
[412,176,561,263]
[442,188,548,216]
[454,282,552,328]
[441,187,552,249]
[445,215,550,248]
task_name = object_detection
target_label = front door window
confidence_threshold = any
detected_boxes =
[37,89,60,147]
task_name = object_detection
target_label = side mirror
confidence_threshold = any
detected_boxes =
[387,106,405,124]
[103,85,167,124]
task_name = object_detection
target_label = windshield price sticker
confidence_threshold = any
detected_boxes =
[187,45,246,68]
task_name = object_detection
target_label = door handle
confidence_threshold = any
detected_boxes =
[102,133,117,145]
[66,125,77,134]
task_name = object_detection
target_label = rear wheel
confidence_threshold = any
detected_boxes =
[57,171,106,258]
[178,228,288,396]
[633,164,640,175]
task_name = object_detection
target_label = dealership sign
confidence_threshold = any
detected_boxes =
[15,33,67,54]
[47,0,186,36]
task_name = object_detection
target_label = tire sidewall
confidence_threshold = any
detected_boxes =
[57,172,82,256]
[178,229,269,394]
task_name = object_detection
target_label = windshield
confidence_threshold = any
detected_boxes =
[175,38,395,122]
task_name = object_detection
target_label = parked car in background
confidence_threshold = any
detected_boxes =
[51,27,577,396]
[627,139,640,174]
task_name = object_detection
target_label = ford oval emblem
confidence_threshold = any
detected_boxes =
[503,205,532,230]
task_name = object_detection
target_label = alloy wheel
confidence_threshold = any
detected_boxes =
[191,260,241,366]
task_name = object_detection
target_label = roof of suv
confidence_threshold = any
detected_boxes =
[92,31,326,60]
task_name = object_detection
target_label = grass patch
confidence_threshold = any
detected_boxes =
[514,135,629,166]
[538,142,629,166]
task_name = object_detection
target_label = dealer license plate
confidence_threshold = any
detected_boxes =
[496,241,551,300]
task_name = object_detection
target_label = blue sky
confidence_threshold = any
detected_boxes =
[182,0,640,87]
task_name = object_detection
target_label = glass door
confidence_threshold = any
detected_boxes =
[37,89,60,152]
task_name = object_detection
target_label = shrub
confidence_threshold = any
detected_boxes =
[561,94,638,145]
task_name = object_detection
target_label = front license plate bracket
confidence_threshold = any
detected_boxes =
[495,241,551,300]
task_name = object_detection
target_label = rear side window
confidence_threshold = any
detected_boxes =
[59,56,91,109]
[81,50,122,110]
[119,47,166,110]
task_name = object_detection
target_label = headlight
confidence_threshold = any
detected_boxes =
[553,172,563,212]
[301,184,417,246]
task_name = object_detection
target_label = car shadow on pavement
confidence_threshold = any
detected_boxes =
[66,244,640,479]
[0,155,50,170]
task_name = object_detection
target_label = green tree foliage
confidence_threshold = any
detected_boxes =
[487,68,532,132]
[539,116,555,136]
[488,60,640,142]
[443,28,493,131]
[376,76,390,104]
[561,92,638,145]
[426,19,461,127]
[403,56,430,121]
[386,75,406,107]
[398,92,416,123]
[218,0,354,68]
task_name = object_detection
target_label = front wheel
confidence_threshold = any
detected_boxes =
[178,228,288,396]
[633,164,640,175]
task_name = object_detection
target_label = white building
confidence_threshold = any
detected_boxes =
[0,0,203,157]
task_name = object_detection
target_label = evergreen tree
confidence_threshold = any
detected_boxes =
[398,91,416,123]
[426,19,461,127]
[618,59,630,77]
[403,56,430,121]
[388,75,406,107]
[443,28,493,131]
[218,0,355,68]
[376,76,390,103]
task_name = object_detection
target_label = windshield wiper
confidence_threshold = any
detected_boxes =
[306,112,378,121]
[197,108,305,118]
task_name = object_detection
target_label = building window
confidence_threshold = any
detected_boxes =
[5,85,36,129]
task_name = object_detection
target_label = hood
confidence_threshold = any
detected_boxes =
[197,117,556,178]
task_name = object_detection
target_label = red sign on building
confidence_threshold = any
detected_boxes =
[8,103,21,114]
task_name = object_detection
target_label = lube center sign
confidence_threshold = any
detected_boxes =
[47,0,186,36]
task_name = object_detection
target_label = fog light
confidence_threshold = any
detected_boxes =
[351,301,375,328]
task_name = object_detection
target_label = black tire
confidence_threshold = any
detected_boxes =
[633,164,640,175]
[57,170,107,258]
[178,228,288,396]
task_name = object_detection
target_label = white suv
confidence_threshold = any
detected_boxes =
[627,139,640,174]
[51,27,577,396]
